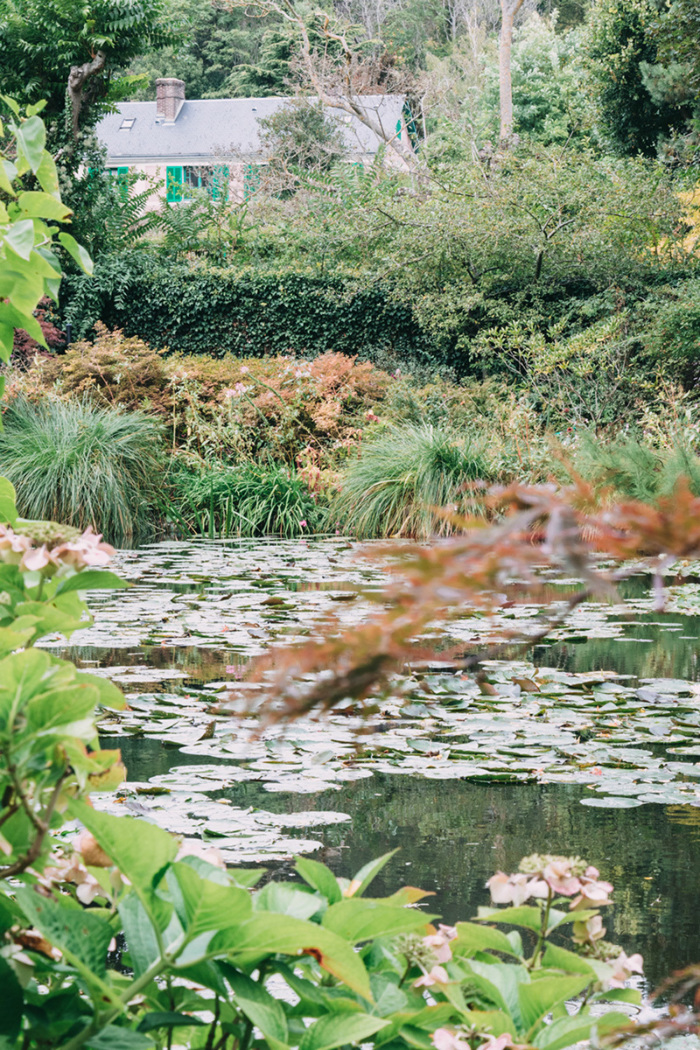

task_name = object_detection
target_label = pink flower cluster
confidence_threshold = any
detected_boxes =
[433,1030,523,1050]
[414,925,458,988]
[486,855,613,910]
[0,524,114,577]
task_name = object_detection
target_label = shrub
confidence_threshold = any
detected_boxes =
[0,397,164,543]
[332,424,492,539]
[169,461,327,537]
[37,322,170,411]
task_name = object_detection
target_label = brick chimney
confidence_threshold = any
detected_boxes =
[156,78,185,122]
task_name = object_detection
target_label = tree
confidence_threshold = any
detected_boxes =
[585,0,684,157]
[227,0,417,167]
[0,0,174,141]
[498,0,526,141]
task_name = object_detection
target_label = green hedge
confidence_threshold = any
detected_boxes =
[61,253,434,363]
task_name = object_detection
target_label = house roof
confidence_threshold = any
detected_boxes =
[96,95,406,166]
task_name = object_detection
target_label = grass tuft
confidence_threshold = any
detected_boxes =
[0,397,163,543]
[332,424,492,539]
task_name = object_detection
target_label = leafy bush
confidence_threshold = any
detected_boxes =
[571,431,700,502]
[37,321,170,410]
[0,397,164,543]
[170,461,327,537]
[333,425,492,539]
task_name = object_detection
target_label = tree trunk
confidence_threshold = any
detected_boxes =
[67,51,106,140]
[499,0,524,144]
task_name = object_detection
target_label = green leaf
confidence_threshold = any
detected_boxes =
[56,570,130,595]
[322,898,433,943]
[15,888,112,979]
[295,857,342,904]
[118,893,161,979]
[541,944,596,975]
[299,1012,388,1050]
[255,882,320,920]
[4,219,35,260]
[227,970,289,1044]
[15,116,46,172]
[0,957,22,1040]
[137,1013,206,1032]
[59,232,93,274]
[86,1027,155,1050]
[35,151,60,195]
[16,192,71,221]
[77,671,125,711]
[0,477,17,524]
[347,850,398,897]
[519,976,592,1036]
[212,913,372,999]
[169,862,252,939]
[69,802,177,890]
[452,922,522,960]
[532,1011,630,1050]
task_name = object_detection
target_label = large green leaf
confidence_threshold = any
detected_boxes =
[519,976,592,1036]
[299,1012,389,1050]
[86,1026,155,1050]
[0,477,17,524]
[295,857,342,904]
[211,913,371,999]
[322,899,434,943]
[56,571,130,595]
[16,191,71,221]
[168,862,252,939]
[0,957,22,1040]
[346,851,398,897]
[255,882,321,920]
[118,894,161,979]
[541,943,596,976]
[15,888,112,979]
[59,231,93,274]
[14,116,46,172]
[70,802,177,889]
[226,969,289,1045]
[452,922,522,960]
[533,1010,630,1050]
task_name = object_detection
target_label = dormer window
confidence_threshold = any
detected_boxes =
[119,117,135,130]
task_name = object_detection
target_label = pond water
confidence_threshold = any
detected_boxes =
[47,538,700,990]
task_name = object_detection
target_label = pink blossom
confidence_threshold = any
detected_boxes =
[414,965,449,987]
[20,545,51,572]
[608,951,644,988]
[240,366,250,374]
[481,1036,516,1050]
[543,859,582,897]
[299,520,307,528]
[573,914,606,945]
[487,872,542,906]
[423,925,458,963]
[432,1030,471,1050]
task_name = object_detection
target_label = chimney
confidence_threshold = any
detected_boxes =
[156,78,185,123]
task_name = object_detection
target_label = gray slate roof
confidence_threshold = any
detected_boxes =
[96,95,405,165]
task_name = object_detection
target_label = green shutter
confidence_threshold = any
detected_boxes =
[210,164,229,202]
[166,165,184,203]
[243,163,260,201]
[396,118,402,141]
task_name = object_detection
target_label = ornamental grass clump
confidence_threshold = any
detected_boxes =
[170,461,327,538]
[0,397,163,543]
[332,424,492,539]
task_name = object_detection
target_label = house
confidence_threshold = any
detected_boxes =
[95,78,411,206]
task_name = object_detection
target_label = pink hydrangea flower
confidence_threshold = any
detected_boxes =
[414,965,449,987]
[432,1029,471,1050]
[608,951,644,988]
[423,924,458,963]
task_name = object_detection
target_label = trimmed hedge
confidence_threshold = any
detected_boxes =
[61,253,434,363]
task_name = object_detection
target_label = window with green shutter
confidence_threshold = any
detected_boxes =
[166,165,184,203]
[210,164,229,202]
[243,163,261,201]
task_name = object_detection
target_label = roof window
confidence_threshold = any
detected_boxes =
[119,117,136,130]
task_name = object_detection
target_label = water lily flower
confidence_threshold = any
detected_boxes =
[414,964,449,987]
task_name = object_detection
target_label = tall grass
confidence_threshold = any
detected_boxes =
[169,462,326,538]
[0,397,163,543]
[332,424,492,539]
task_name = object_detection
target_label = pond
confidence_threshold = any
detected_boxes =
[47,538,700,990]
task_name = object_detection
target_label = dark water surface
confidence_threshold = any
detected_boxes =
[77,540,700,990]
